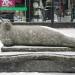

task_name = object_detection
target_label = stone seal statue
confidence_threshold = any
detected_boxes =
[0,19,75,48]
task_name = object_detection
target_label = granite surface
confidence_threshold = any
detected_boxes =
[0,21,75,48]
[0,20,75,72]
[1,46,73,52]
[0,52,74,72]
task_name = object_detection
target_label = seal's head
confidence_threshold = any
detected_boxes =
[0,19,12,31]
[0,19,12,40]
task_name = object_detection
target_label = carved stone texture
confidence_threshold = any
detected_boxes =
[0,21,75,47]
[0,52,74,72]
[1,46,73,52]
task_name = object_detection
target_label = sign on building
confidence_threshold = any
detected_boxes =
[0,0,15,6]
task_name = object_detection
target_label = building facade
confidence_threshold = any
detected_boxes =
[0,0,75,23]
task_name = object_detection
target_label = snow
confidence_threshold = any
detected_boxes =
[0,73,74,75]
[0,40,3,52]
[58,28,75,38]
[0,52,75,56]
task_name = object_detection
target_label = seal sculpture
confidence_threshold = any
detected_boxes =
[0,20,75,47]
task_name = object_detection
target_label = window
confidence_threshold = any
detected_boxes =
[0,0,74,23]
[0,0,26,22]
[54,0,74,23]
